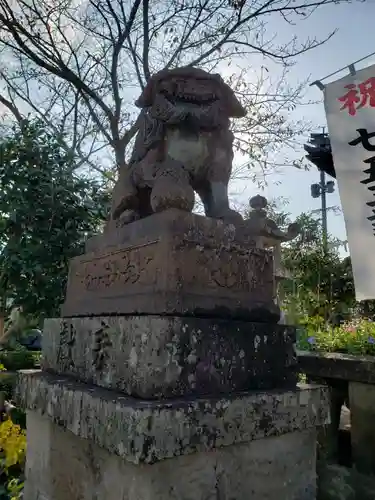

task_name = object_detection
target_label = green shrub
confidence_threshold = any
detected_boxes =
[0,375,16,402]
[297,317,375,355]
[30,351,42,367]
[0,418,26,500]
[4,478,24,500]
[0,346,37,372]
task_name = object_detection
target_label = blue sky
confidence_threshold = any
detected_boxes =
[231,0,375,247]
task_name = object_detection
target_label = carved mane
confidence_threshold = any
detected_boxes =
[135,66,246,118]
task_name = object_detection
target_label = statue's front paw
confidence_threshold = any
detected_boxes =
[116,209,140,226]
[219,208,243,224]
[104,208,140,233]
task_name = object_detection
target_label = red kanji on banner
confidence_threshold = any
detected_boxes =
[338,78,375,116]
[358,77,375,109]
[338,84,360,116]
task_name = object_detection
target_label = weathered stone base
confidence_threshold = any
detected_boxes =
[17,371,329,500]
[42,316,297,398]
[24,411,317,500]
[16,371,329,464]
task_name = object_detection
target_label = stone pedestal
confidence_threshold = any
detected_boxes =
[17,372,328,500]
[42,316,297,398]
[18,210,328,499]
[62,210,279,322]
[25,411,317,500]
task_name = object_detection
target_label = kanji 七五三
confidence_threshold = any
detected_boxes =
[359,155,375,231]
[361,156,375,187]
[349,129,375,151]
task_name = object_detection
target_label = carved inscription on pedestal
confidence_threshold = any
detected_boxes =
[57,321,76,370]
[247,250,273,290]
[63,229,275,317]
[92,322,112,371]
[184,246,273,294]
[74,241,159,294]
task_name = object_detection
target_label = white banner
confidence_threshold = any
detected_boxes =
[324,63,375,301]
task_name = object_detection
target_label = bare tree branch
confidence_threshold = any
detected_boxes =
[0,0,358,182]
[142,0,150,80]
[0,91,23,125]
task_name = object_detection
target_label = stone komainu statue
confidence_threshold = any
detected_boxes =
[109,66,246,226]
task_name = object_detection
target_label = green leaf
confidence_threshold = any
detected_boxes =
[0,119,110,320]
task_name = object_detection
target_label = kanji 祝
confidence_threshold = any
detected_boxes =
[338,77,375,116]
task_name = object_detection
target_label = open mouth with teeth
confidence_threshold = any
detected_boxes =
[161,90,218,106]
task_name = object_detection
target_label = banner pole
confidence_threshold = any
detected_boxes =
[310,50,375,88]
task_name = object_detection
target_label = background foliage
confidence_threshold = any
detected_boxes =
[0,120,110,321]
[257,200,356,321]
[297,317,375,356]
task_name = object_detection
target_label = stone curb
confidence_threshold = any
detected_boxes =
[16,370,330,465]
[298,350,375,384]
